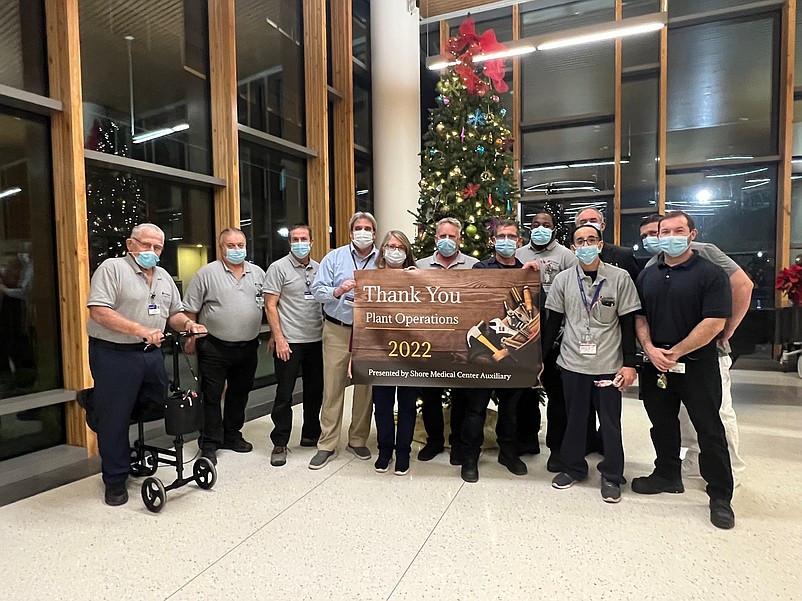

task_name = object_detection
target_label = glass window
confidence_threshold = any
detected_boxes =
[669,0,762,19]
[667,16,779,165]
[0,405,65,461]
[621,212,657,260]
[354,81,372,150]
[621,76,658,209]
[790,176,802,250]
[80,0,212,174]
[238,142,307,269]
[85,166,214,291]
[622,31,660,68]
[449,8,513,42]
[236,0,305,145]
[520,198,612,244]
[521,44,614,123]
[796,6,802,84]
[355,158,373,215]
[666,165,776,305]
[623,0,661,18]
[353,0,370,70]
[0,109,61,401]
[0,0,47,95]
[520,0,614,36]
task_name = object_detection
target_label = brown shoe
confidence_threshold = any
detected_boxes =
[271,446,288,467]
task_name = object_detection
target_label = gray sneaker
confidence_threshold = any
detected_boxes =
[346,445,372,460]
[271,446,288,467]
[308,450,336,470]
[601,477,622,503]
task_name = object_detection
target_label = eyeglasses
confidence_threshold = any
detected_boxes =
[574,236,600,246]
[495,234,519,240]
[384,244,406,251]
[131,237,164,252]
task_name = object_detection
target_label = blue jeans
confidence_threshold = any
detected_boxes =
[373,386,417,459]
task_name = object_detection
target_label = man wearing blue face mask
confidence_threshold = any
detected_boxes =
[541,225,640,503]
[85,223,206,505]
[183,228,266,466]
[634,210,735,529]
[415,217,478,464]
[263,224,323,467]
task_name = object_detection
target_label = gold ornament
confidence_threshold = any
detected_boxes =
[436,122,445,133]
[481,170,492,182]
[495,138,503,146]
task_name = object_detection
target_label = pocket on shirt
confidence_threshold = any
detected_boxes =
[592,301,617,325]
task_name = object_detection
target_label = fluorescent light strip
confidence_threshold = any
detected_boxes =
[742,181,770,190]
[704,168,768,178]
[133,123,190,144]
[521,164,569,173]
[706,155,754,161]
[0,186,22,200]
[537,21,664,51]
[472,45,536,63]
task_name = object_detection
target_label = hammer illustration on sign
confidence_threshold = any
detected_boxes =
[467,321,509,362]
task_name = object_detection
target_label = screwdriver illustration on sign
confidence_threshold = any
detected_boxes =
[467,285,540,362]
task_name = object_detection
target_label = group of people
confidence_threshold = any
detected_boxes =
[81,207,748,530]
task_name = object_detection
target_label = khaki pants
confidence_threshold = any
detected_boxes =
[317,320,373,451]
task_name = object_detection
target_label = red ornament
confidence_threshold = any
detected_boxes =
[463,183,480,198]
[488,193,493,207]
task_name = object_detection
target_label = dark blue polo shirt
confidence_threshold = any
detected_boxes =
[635,251,731,357]
[472,256,524,270]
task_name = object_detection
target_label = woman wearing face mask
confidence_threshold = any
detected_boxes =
[372,230,418,475]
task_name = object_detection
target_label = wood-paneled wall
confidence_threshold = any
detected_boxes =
[45,0,95,453]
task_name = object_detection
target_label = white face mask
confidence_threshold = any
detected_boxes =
[384,248,406,266]
[352,230,374,250]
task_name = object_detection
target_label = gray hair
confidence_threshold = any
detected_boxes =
[574,207,605,226]
[436,217,463,236]
[218,227,246,245]
[131,223,165,241]
[349,211,377,231]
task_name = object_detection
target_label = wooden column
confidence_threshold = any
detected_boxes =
[303,0,330,258]
[45,0,94,452]
[777,0,797,306]
[657,1,668,214]
[613,0,622,244]
[208,0,240,234]
[331,0,355,248]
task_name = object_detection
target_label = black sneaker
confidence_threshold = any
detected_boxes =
[601,477,621,503]
[394,455,410,476]
[546,452,563,474]
[300,437,318,447]
[461,461,479,483]
[449,448,464,466]
[551,472,577,489]
[374,454,391,473]
[710,498,735,529]
[631,473,684,495]
[417,444,444,462]
[517,443,541,456]
[104,481,128,506]
[498,453,528,476]
[201,448,218,466]
[222,437,253,453]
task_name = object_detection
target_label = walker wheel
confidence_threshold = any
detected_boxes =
[130,449,157,477]
[194,457,217,490]
[141,477,167,513]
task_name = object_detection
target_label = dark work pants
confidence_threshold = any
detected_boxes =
[419,387,467,450]
[461,387,521,462]
[516,387,542,450]
[197,336,259,451]
[89,341,168,485]
[373,385,418,460]
[560,370,625,484]
[543,346,601,454]
[271,341,324,446]
[641,361,733,501]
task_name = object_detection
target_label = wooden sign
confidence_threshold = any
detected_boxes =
[352,269,541,388]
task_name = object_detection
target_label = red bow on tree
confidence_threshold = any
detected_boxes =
[463,183,480,198]
[446,17,509,95]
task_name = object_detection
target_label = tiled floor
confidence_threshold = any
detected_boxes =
[1,369,801,601]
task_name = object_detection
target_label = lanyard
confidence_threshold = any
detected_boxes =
[351,248,374,271]
[575,267,605,323]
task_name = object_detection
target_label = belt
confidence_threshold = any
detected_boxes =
[89,337,148,352]
[324,313,352,328]
[204,335,259,348]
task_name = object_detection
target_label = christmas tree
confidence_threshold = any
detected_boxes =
[414,17,519,259]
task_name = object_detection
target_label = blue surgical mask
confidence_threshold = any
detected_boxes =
[436,238,457,257]
[134,251,159,269]
[642,236,661,256]
[575,244,600,265]
[659,235,690,257]
[291,242,311,259]
[226,248,247,264]
[530,226,553,246]
[495,239,517,258]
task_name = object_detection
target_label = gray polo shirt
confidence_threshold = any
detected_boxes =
[515,240,577,293]
[183,260,266,342]
[416,251,478,270]
[87,254,183,344]
[546,262,641,375]
[262,253,323,343]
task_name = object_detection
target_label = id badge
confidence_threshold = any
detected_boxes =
[668,362,686,374]
[579,343,597,355]
[148,303,159,315]
[304,290,315,301]
[343,292,354,306]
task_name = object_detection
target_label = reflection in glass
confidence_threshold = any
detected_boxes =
[353,0,371,69]
[85,166,214,290]
[520,198,612,244]
[0,405,65,461]
[354,83,372,150]
[667,16,778,164]
[621,76,658,209]
[449,8,513,42]
[0,0,47,95]
[622,31,659,68]
[236,0,305,145]
[666,166,777,305]
[520,0,614,36]
[0,110,61,402]
[355,159,374,214]
[80,0,212,174]
[669,0,763,18]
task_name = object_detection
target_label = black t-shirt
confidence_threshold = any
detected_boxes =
[635,251,731,355]
[472,256,524,270]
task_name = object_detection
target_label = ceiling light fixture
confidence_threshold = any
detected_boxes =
[0,186,22,200]
[133,123,190,144]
